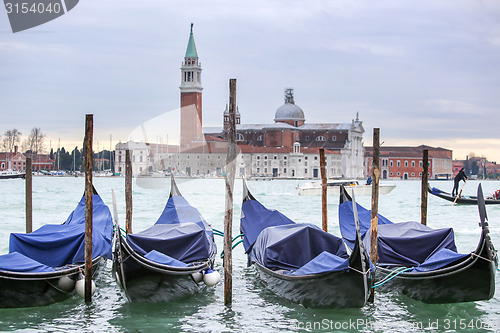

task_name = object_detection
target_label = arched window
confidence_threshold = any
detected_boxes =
[316,136,326,141]
[236,133,244,141]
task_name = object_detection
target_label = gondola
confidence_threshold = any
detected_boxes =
[0,187,113,308]
[113,176,218,302]
[339,184,497,303]
[240,180,373,308]
[428,184,500,205]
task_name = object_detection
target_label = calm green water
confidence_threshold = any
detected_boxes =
[0,177,499,332]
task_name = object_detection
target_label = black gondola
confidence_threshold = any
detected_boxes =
[0,188,113,308]
[339,184,497,303]
[113,176,218,302]
[428,184,500,205]
[240,180,373,308]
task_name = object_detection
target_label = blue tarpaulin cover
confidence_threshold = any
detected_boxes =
[338,200,392,250]
[241,198,350,276]
[431,187,446,195]
[240,199,295,253]
[126,195,216,265]
[3,194,113,273]
[0,252,55,273]
[412,248,468,272]
[144,250,189,267]
[363,222,457,267]
[339,201,464,271]
[285,251,349,276]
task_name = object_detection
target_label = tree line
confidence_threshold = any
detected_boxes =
[2,128,113,172]
[51,147,113,172]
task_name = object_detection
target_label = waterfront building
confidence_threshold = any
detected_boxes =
[115,141,148,176]
[364,145,452,180]
[0,146,54,172]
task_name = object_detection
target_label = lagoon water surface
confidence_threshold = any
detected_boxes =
[0,177,499,332]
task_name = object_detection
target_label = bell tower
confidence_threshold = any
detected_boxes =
[180,23,203,149]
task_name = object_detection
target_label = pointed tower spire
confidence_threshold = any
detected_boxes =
[185,23,198,58]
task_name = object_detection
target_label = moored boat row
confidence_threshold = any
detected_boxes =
[0,178,496,309]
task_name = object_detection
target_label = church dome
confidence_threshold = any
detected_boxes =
[274,88,305,122]
[274,103,305,121]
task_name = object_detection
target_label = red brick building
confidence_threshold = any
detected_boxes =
[0,147,54,172]
[485,162,500,177]
[0,146,26,171]
[452,160,466,176]
[364,145,452,180]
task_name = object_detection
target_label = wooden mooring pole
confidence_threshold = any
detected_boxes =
[25,157,32,234]
[84,114,94,303]
[224,78,237,306]
[319,148,327,232]
[421,149,428,225]
[369,128,380,302]
[125,150,133,234]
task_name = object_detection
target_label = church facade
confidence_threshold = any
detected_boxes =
[115,25,365,179]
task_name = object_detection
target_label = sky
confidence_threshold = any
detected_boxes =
[1,0,499,162]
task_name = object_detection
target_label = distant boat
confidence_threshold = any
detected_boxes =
[0,170,25,179]
[94,169,114,177]
[0,187,113,308]
[428,184,500,205]
[296,179,395,196]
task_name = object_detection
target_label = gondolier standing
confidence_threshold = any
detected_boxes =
[452,168,468,197]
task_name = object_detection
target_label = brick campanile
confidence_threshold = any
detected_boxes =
[180,23,203,150]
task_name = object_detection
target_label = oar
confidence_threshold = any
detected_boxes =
[453,179,467,206]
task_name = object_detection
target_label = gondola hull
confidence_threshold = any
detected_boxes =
[0,257,104,308]
[254,266,368,308]
[113,232,211,303]
[253,249,371,308]
[428,185,500,205]
[374,233,496,303]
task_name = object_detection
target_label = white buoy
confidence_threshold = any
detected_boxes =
[57,275,75,292]
[192,271,203,283]
[203,269,221,286]
[75,278,96,298]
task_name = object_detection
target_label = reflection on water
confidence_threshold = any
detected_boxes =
[0,178,499,332]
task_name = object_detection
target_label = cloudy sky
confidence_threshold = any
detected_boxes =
[1,0,499,161]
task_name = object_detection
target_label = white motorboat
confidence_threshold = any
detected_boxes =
[0,169,25,179]
[296,179,395,196]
